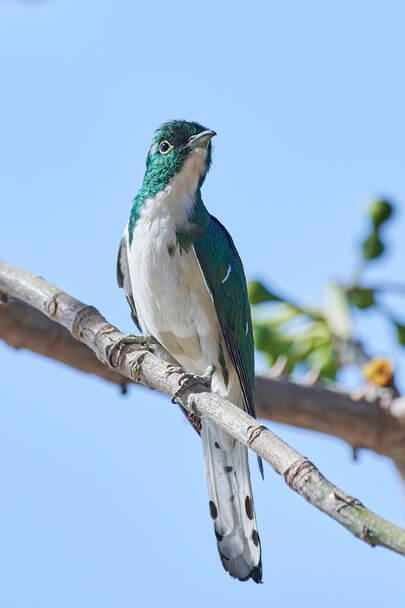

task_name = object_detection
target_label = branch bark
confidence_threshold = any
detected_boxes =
[3,295,405,462]
[1,297,127,389]
[1,260,405,558]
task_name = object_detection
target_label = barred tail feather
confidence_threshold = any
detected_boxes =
[201,420,262,583]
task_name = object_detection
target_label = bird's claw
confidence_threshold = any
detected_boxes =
[108,333,155,367]
[171,365,215,404]
[165,364,184,380]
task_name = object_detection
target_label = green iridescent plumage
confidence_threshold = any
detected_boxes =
[194,215,255,418]
[128,120,212,244]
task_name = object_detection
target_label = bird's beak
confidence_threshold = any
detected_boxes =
[189,129,217,149]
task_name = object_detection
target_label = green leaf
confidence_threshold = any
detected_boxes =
[253,324,290,353]
[362,229,384,260]
[307,344,338,379]
[248,281,282,305]
[347,288,375,309]
[395,322,405,346]
[324,281,351,339]
[369,199,393,228]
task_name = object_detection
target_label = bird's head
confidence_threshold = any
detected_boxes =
[141,120,216,198]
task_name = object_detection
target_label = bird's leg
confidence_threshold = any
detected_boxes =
[108,333,155,366]
[171,365,215,404]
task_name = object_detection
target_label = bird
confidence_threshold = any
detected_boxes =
[116,120,262,583]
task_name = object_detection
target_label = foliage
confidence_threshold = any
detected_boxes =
[249,198,404,380]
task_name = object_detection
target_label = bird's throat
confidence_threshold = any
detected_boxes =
[129,149,208,244]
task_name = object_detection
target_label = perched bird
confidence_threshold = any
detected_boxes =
[116,120,262,583]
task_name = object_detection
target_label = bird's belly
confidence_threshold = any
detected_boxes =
[128,224,221,376]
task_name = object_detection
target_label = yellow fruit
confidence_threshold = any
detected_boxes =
[362,358,393,387]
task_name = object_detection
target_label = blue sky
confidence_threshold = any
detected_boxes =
[1,1,405,606]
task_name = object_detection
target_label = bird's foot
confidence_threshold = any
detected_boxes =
[187,412,202,433]
[165,364,185,380]
[108,333,155,367]
[171,365,215,404]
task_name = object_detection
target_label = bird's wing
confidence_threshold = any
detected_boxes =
[116,231,140,330]
[194,215,255,418]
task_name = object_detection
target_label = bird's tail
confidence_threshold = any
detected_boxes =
[201,419,262,583]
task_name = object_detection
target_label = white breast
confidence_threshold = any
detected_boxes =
[126,149,223,377]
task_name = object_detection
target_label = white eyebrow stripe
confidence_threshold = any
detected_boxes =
[221,264,232,284]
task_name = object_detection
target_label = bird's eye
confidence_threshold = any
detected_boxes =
[159,140,173,155]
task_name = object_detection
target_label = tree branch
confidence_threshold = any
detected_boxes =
[1,259,405,557]
[0,296,127,389]
[3,295,405,462]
